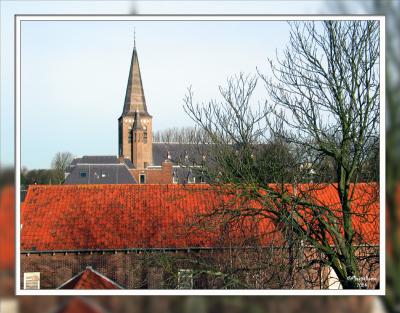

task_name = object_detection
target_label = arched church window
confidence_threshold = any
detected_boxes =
[144,132,148,143]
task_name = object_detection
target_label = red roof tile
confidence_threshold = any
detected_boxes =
[55,297,105,313]
[0,185,15,270]
[20,184,379,251]
[58,267,122,289]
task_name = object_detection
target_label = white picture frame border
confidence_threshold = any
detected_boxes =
[15,14,386,296]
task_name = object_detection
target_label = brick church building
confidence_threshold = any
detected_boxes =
[65,40,202,186]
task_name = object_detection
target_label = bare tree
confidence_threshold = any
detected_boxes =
[261,20,380,288]
[51,152,74,184]
[153,127,208,144]
[184,21,380,289]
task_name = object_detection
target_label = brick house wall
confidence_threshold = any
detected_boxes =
[21,246,379,290]
[129,160,173,184]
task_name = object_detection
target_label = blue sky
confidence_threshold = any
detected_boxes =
[20,20,292,169]
[2,0,367,170]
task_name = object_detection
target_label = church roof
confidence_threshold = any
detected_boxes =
[121,44,149,117]
[69,156,135,169]
[152,143,210,166]
[58,267,122,289]
[21,183,379,252]
[70,156,122,166]
[64,164,136,185]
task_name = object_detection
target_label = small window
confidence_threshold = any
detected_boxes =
[178,269,193,289]
[144,132,148,143]
[173,176,178,184]
[24,272,40,290]
[188,176,196,184]
[80,172,87,178]
[101,171,109,178]
[140,174,146,184]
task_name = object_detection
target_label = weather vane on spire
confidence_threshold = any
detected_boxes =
[134,28,136,48]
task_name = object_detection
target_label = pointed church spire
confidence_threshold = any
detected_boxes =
[134,28,136,49]
[122,33,149,116]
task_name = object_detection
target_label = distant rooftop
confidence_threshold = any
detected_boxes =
[65,156,136,185]
[58,267,122,290]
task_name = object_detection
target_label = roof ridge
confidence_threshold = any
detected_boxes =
[57,266,122,289]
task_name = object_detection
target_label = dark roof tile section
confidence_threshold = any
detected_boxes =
[173,167,204,183]
[70,156,121,166]
[152,143,209,166]
[58,267,122,289]
[65,164,136,185]
[21,184,379,252]
[122,158,135,169]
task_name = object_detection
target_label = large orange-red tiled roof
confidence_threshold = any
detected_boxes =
[58,267,122,289]
[293,183,379,246]
[20,183,379,251]
[0,185,15,270]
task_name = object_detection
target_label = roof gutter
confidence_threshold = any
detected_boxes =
[21,244,379,255]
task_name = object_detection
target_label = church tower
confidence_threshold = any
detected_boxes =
[118,36,153,169]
